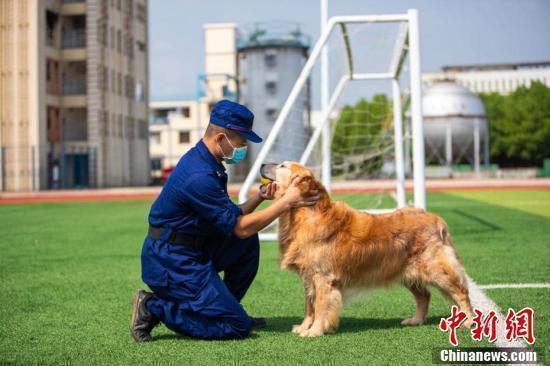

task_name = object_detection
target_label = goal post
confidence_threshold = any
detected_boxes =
[238,10,426,240]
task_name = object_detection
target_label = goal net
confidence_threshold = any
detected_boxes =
[238,11,426,241]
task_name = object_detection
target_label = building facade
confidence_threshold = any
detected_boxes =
[423,61,550,94]
[0,0,149,191]
[147,22,312,183]
[149,100,210,181]
[147,23,240,183]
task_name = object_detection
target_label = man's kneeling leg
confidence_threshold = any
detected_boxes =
[147,273,253,340]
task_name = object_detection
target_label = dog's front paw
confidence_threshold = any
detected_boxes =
[292,324,306,334]
[299,327,324,337]
[401,317,425,326]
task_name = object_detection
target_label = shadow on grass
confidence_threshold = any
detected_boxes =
[259,315,442,334]
[148,316,442,342]
[152,332,260,342]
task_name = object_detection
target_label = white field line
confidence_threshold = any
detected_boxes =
[478,283,550,290]
[466,275,527,349]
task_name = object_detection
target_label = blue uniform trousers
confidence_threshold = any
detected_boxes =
[142,232,260,340]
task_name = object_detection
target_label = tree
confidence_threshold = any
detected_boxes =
[480,81,550,167]
[331,95,392,177]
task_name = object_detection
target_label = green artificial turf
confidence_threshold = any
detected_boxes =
[0,190,548,365]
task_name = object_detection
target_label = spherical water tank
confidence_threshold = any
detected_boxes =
[422,81,488,164]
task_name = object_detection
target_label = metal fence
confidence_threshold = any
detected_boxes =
[0,144,97,192]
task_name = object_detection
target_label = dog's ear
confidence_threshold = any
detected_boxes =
[290,172,319,196]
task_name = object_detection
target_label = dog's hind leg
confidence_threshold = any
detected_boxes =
[292,284,315,334]
[299,275,342,337]
[401,283,431,326]
[428,248,473,328]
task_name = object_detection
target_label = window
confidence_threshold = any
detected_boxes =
[110,27,115,49]
[118,114,123,138]
[46,59,55,81]
[136,3,146,23]
[135,81,144,101]
[151,157,162,171]
[181,107,190,118]
[97,18,107,46]
[46,59,60,94]
[46,10,59,47]
[265,81,277,94]
[151,108,173,124]
[47,106,60,142]
[103,20,108,47]
[127,35,134,58]
[103,111,109,136]
[136,40,146,52]
[118,72,122,95]
[97,65,103,90]
[264,51,277,67]
[103,66,109,92]
[126,116,134,139]
[126,0,134,17]
[179,131,190,144]
[111,70,116,93]
[117,30,122,53]
[266,108,277,119]
[150,131,161,144]
[125,74,134,98]
[111,113,116,135]
[62,108,87,141]
[138,119,147,139]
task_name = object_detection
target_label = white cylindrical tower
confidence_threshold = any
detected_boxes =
[236,22,310,181]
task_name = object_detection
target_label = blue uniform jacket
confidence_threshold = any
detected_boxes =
[142,140,244,289]
[148,139,243,238]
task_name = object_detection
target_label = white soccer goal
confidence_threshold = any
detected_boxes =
[239,10,426,241]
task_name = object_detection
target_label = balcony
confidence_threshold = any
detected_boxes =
[61,15,86,49]
[63,80,86,95]
[150,108,174,125]
[62,108,88,142]
[62,30,86,49]
[46,59,61,95]
[62,62,87,95]
[46,10,59,47]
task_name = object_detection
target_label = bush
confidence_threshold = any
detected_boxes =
[480,81,550,167]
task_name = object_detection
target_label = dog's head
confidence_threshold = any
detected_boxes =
[267,161,324,200]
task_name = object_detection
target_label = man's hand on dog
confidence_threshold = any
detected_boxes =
[283,185,320,208]
[259,182,278,200]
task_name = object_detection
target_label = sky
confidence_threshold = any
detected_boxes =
[149,0,550,100]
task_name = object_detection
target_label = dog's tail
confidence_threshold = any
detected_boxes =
[437,218,469,289]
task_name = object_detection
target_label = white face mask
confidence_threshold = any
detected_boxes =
[219,134,248,164]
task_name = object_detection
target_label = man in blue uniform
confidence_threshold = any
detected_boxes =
[130,99,319,341]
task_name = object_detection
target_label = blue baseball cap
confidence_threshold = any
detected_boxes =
[210,99,263,143]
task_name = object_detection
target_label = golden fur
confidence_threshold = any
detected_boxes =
[273,162,473,337]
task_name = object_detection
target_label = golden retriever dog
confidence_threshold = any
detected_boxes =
[268,162,473,337]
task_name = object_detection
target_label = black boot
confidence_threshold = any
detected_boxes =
[251,317,267,329]
[130,289,160,342]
